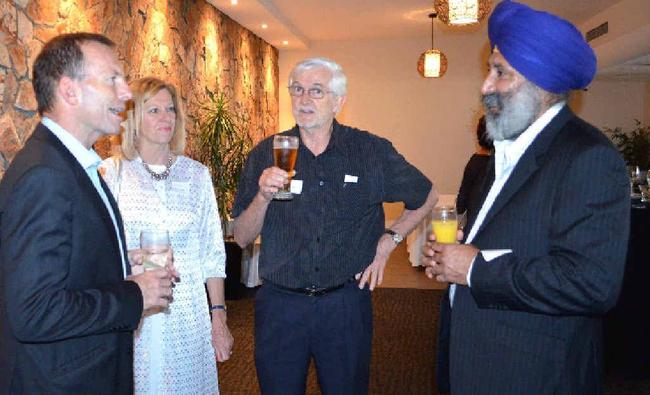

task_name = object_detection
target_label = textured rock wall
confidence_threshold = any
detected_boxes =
[0,0,279,178]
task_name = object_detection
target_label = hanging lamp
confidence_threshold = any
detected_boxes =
[434,0,492,26]
[417,13,447,78]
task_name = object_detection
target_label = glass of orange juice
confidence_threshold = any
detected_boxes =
[431,206,458,244]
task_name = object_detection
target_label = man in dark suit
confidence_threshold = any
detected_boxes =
[0,33,175,394]
[423,2,630,394]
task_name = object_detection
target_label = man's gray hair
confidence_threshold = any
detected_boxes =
[289,57,347,97]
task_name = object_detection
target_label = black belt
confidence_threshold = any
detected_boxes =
[272,283,346,297]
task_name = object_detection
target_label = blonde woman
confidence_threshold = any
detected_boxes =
[101,77,233,394]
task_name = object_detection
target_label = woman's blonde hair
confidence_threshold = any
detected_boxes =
[121,77,186,160]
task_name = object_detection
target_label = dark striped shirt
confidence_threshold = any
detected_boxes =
[233,120,432,288]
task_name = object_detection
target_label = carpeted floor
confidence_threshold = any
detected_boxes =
[217,287,650,395]
[218,288,441,394]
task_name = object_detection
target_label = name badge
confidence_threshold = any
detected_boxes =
[344,174,358,183]
[290,179,303,194]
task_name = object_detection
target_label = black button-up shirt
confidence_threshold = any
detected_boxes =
[233,120,432,288]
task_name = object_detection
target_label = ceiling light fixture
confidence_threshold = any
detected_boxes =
[434,0,491,26]
[282,40,289,46]
[417,13,447,78]
[231,0,238,5]
[261,23,268,29]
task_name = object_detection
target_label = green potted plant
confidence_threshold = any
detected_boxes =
[604,120,650,170]
[194,89,253,238]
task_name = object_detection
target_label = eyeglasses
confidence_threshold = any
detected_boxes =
[287,85,332,99]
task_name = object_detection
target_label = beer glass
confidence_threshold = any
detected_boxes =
[431,206,458,244]
[273,135,299,200]
[140,230,170,270]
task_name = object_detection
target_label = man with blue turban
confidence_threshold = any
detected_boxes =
[422,1,630,394]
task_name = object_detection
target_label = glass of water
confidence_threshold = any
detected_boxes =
[140,230,170,270]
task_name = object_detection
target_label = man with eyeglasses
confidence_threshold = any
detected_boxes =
[233,57,437,394]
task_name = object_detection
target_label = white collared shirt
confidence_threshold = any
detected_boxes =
[42,117,100,170]
[42,117,128,278]
[450,102,566,304]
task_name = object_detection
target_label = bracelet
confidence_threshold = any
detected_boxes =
[210,304,227,312]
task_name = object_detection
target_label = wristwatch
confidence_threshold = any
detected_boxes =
[384,229,403,244]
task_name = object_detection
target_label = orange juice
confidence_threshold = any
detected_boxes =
[432,220,458,244]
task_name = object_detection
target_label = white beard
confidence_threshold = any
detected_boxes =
[482,81,542,141]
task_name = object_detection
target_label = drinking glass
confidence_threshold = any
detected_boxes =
[640,185,650,203]
[628,166,640,195]
[639,169,648,186]
[431,206,458,244]
[273,135,299,200]
[140,230,170,270]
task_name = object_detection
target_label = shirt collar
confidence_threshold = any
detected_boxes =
[330,119,347,154]
[493,102,565,177]
[291,119,346,156]
[41,117,102,170]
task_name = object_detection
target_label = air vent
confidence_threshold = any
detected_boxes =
[586,22,608,42]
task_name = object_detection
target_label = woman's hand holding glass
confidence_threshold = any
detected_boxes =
[129,230,180,279]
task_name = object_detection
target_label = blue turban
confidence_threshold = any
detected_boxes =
[488,0,596,93]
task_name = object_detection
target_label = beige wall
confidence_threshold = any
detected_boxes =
[279,33,647,197]
[572,80,647,131]
[280,33,490,196]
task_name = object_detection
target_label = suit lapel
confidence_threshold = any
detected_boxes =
[99,175,131,275]
[471,106,575,239]
[34,125,126,269]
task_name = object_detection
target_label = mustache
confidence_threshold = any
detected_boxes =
[481,93,502,113]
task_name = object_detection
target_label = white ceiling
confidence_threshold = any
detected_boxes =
[208,0,616,48]
[207,0,650,81]
[598,52,650,81]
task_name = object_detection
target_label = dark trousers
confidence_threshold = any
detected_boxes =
[254,281,373,395]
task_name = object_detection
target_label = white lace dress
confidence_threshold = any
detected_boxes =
[101,155,225,395]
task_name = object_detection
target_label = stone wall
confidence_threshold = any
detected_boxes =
[0,0,279,178]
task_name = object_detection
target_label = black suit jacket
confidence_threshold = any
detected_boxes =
[439,107,630,394]
[0,124,143,394]
[456,153,491,215]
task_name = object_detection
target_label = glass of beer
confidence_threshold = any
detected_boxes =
[140,230,170,270]
[431,206,458,244]
[273,135,299,200]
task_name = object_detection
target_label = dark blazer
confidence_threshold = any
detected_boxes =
[0,124,143,394]
[440,107,630,395]
[456,153,491,215]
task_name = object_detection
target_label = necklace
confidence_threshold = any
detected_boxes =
[142,155,173,181]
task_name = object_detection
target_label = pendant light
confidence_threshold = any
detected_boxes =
[417,13,447,78]
[434,0,492,26]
